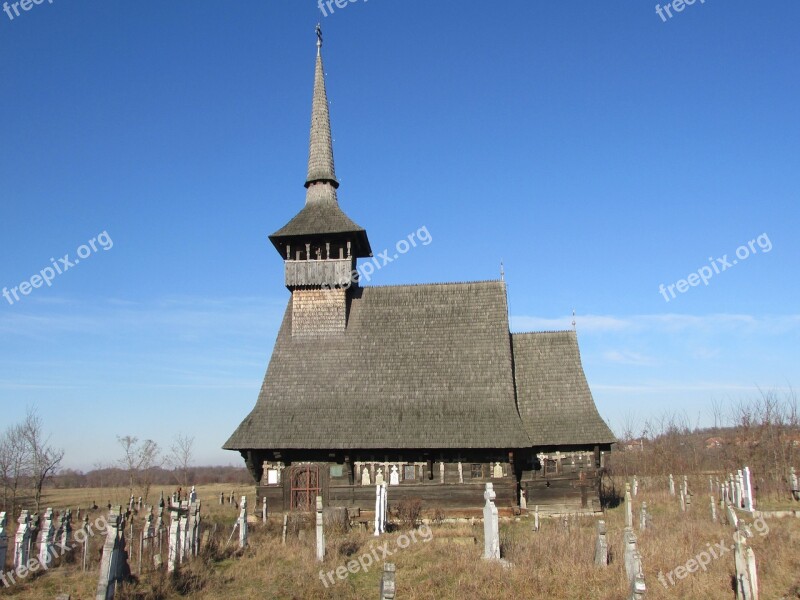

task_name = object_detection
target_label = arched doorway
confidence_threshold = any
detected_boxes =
[289,464,321,511]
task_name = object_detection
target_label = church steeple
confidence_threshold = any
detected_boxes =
[268,26,371,262]
[305,25,339,191]
[268,28,372,337]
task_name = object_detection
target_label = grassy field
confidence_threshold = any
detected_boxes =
[1,482,799,599]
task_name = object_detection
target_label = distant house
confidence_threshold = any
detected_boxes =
[624,439,645,452]
[705,437,724,449]
[224,30,615,512]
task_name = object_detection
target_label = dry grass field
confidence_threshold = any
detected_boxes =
[1,480,800,599]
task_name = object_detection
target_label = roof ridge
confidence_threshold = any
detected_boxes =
[512,329,576,336]
[361,279,504,290]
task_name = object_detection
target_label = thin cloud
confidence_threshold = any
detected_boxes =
[601,350,658,366]
[511,313,800,335]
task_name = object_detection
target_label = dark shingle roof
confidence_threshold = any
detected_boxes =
[224,281,532,450]
[269,185,370,255]
[512,331,616,446]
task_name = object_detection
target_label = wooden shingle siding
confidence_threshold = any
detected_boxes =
[291,289,347,337]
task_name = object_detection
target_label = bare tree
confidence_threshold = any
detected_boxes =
[19,408,64,512]
[0,424,28,512]
[117,436,163,503]
[167,434,195,488]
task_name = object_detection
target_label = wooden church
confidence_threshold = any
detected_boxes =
[224,30,616,513]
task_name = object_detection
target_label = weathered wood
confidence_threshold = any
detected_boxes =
[284,258,354,288]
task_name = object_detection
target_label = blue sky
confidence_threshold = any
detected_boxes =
[1,1,798,470]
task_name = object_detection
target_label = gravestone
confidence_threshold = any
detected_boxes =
[189,487,197,504]
[493,463,503,479]
[743,467,754,512]
[791,467,800,501]
[710,495,717,523]
[315,496,325,562]
[167,505,182,573]
[380,562,396,600]
[679,490,686,512]
[727,504,739,530]
[686,492,692,511]
[375,468,385,486]
[669,474,675,496]
[238,497,248,549]
[390,465,400,486]
[281,514,288,545]
[13,510,32,570]
[95,507,128,600]
[381,483,388,530]
[683,475,689,497]
[81,515,90,572]
[632,476,638,497]
[623,528,646,600]
[59,509,73,557]
[594,520,608,566]
[736,471,744,508]
[374,483,387,536]
[155,507,164,539]
[0,512,8,573]
[178,501,190,562]
[745,544,758,600]
[519,490,527,511]
[733,532,758,600]
[183,502,197,560]
[639,502,647,532]
[191,501,203,556]
[143,513,155,551]
[219,492,224,505]
[38,508,56,568]
[458,462,463,484]
[625,484,633,528]
[362,467,371,486]
[440,461,446,483]
[262,497,268,523]
[191,503,201,556]
[482,483,500,561]
[533,505,540,532]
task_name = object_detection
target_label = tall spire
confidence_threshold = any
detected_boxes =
[305,24,339,192]
[268,26,372,261]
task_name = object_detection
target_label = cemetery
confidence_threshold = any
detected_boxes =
[0,466,799,599]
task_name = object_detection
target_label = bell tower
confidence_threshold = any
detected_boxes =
[268,26,372,337]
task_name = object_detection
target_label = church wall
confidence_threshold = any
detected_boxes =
[291,288,347,336]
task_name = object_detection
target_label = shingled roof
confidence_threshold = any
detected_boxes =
[512,331,616,446]
[224,281,533,450]
[268,185,371,256]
